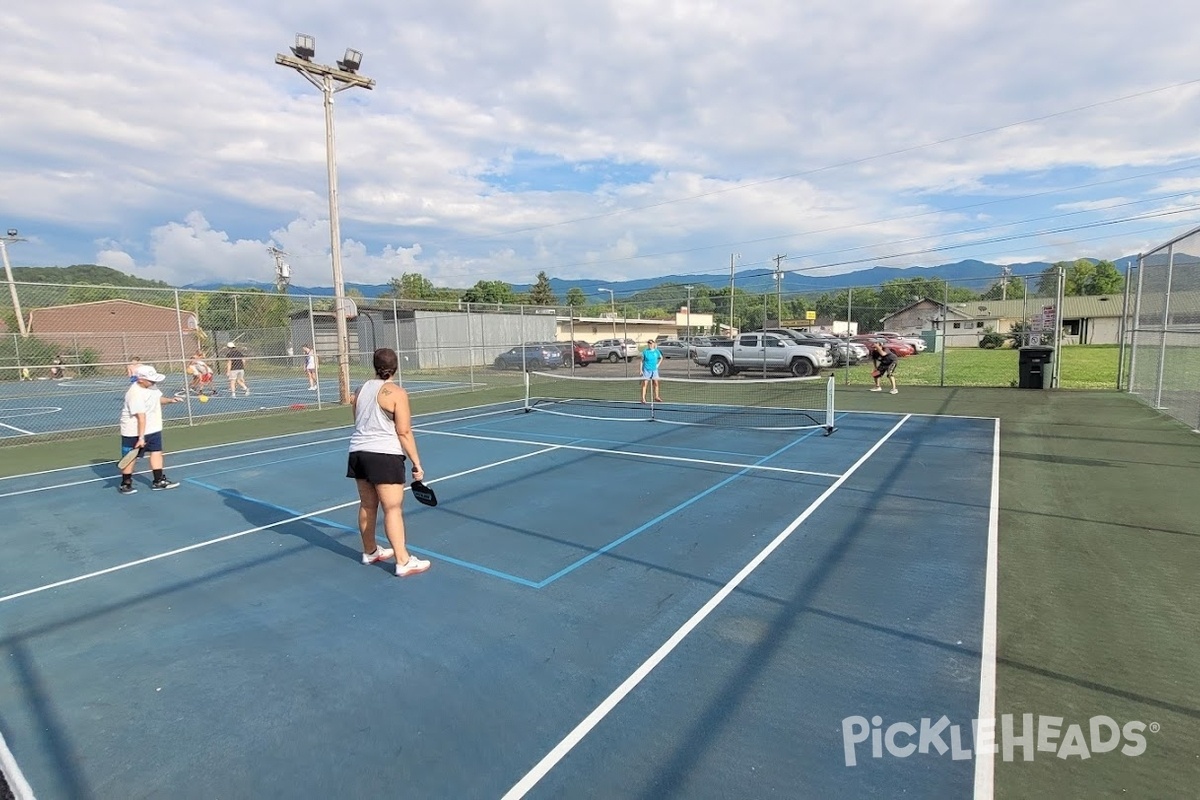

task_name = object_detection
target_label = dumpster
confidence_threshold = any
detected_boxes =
[920,330,940,353]
[1018,346,1054,389]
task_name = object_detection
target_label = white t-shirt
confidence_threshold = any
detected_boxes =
[120,383,164,437]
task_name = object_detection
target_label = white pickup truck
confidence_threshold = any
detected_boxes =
[691,332,833,377]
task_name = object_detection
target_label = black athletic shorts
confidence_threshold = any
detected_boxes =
[346,451,408,485]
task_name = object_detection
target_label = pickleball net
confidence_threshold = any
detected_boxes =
[524,371,836,434]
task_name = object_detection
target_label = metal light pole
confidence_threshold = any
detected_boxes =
[683,284,693,338]
[729,253,739,335]
[683,284,693,378]
[773,256,786,326]
[1,229,28,337]
[600,288,616,340]
[276,34,374,404]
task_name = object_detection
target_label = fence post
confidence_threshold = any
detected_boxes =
[1129,255,1144,394]
[844,287,852,384]
[939,282,949,387]
[1153,245,1175,409]
[466,302,475,387]
[173,289,195,425]
[1116,259,1134,391]
[308,296,321,406]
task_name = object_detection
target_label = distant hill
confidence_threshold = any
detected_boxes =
[27,256,1138,299]
[12,264,170,288]
[186,259,1074,298]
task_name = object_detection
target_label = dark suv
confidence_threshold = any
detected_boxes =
[493,344,564,370]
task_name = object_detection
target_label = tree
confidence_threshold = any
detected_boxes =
[462,280,516,305]
[386,272,438,300]
[528,272,557,306]
[1037,259,1124,296]
[981,276,1026,300]
[565,287,587,307]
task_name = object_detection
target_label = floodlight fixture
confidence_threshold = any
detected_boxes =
[291,34,316,61]
[274,36,374,403]
[337,49,363,73]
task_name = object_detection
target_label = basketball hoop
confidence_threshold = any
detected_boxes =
[335,298,359,320]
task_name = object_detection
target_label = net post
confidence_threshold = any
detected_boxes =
[523,369,532,412]
[825,375,837,435]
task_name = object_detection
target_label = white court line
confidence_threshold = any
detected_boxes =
[0,444,563,606]
[0,400,523,490]
[973,418,1001,800]
[0,437,353,499]
[0,726,35,800]
[501,414,913,799]
[0,421,35,435]
[423,428,842,479]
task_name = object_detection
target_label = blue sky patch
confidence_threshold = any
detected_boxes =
[481,151,656,194]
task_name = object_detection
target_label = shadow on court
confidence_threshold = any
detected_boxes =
[217,488,362,565]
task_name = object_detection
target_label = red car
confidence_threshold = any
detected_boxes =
[852,335,914,358]
[560,340,597,366]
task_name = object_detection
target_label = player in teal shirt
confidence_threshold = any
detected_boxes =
[641,339,664,403]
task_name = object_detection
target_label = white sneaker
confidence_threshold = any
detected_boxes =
[890,388,899,394]
[361,546,395,565]
[395,554,431,577]
[870,386,882,392]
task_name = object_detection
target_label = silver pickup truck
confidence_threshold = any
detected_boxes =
[692,332,833,377]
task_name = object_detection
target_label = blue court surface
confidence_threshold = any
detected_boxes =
[0,401,999,799]
[0,375,463,438]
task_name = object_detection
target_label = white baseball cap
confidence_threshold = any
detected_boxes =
[134,364,166,383]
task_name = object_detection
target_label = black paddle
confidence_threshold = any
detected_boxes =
[410,472,437,507]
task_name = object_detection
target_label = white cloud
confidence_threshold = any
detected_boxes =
[3,0,1200,288]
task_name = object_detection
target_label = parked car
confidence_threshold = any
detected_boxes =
[692,332,833,377]
[493,344,564,370]
[759,328,841,361]
[656,339,694,359]
[564,340,597,366]
[876,331,927,353]
[851,335,915,358]
[809,331,868,365]
[593,338,640,362]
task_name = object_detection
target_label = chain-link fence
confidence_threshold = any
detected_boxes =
[1125,225,1200,431]
[0,265,1134,444]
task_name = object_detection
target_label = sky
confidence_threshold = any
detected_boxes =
[4,0,1200,297]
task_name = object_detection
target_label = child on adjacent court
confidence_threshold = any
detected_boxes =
[127,356,141,382]
[869,341,899,394]
[118,364,183,494]
[303,345,318,390]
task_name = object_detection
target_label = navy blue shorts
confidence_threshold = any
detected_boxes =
[346,451,408,485]
[121,431,163,455]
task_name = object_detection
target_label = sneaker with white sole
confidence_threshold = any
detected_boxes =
[361,546,395,565]
[890,388,899,394]
[395,555,431,577]
[151,478,180,490]
[870,386,882,392]
[118,483,137,495]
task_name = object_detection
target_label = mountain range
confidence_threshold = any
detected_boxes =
[182,256,1136,298]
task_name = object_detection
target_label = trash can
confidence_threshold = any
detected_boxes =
[1018,346,1054,389]
[920,330,940,353]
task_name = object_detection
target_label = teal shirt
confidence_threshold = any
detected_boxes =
[642,347,663,372]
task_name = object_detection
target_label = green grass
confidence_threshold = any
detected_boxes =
[835,345,1120,389]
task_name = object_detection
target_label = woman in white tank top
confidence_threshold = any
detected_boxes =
[346,348,431,577]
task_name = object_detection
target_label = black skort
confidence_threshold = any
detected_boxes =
[346,451,408,485]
